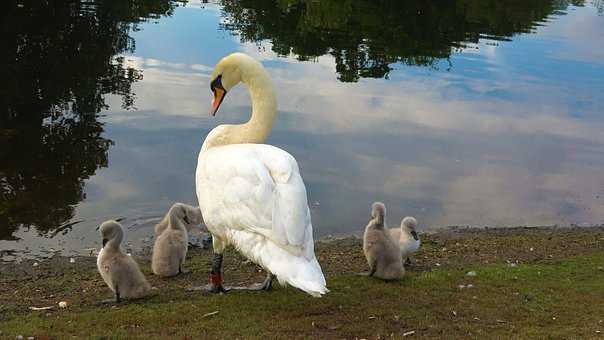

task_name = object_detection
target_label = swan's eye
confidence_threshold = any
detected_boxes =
[210,74,224,92]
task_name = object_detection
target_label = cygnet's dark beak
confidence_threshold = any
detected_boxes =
[183,214,190,225]
[102,238,108,248]
[411,230,419,241]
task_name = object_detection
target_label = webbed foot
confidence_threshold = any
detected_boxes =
[229,273,274,292]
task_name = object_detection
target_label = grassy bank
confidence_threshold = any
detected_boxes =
[1,227,604,338]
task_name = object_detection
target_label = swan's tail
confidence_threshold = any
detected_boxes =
[229,230,328,297]
[276,256,329,297]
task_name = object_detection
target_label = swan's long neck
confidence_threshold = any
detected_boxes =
[202,66,277,150]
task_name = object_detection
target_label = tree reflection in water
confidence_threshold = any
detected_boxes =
[220,0,585,82]
[0,0,185,239]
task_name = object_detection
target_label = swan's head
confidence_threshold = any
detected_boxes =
[401,216,419,240]
[209,52,264,116]
[99,220,123,248]
[169,203,203,227]
[369,202,386,228]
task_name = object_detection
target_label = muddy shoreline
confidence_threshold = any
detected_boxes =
[2,226,604,338]
[2,225,604,278]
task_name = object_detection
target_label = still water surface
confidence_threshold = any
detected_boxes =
[1,0,603,259]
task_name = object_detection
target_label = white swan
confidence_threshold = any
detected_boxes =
[194,53,328,297]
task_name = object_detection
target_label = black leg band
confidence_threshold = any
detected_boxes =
[211,253,223,274]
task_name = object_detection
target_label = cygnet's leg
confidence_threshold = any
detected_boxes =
[405,257,412,266]
[100,285,121,304]
[179,263,191,275]
[356,260,378,277]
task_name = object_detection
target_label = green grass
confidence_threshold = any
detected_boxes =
[2,252,604,339]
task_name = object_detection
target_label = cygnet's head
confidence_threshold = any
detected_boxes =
[185,206,203,226]
[169,203,202,226]
[370,201,387,228]
[209,53,264,116]
[99,220,124,248]
[401,216,419,240]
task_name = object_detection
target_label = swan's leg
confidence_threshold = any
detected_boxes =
[187,237,230,293]
[208,253,229,293]
[230,272,274,291]
[261,272,274,290]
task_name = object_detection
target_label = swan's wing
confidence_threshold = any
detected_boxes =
[261,148,308,249]
[198,145,309,254]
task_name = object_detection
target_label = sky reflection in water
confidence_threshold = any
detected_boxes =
[1,0,603,258]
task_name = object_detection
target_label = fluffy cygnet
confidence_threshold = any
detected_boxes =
[362,202,404,280]
[389,216,421,265]
[97,220,152,303]
[154,203,202,236]
[152,203,198,277]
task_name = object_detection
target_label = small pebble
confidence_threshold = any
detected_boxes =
[59,301,67,309]
[466,271,477,277]
[32,262,39,267]
[69,258,75,264]
[16,336,23,340]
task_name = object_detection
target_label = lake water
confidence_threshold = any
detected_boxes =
[1,0,603,259]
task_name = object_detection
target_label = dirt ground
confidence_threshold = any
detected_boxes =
[1,226,604,338]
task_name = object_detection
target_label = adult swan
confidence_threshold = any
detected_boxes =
[195,53,328,297]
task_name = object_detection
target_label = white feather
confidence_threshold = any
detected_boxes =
[196,144,327,296]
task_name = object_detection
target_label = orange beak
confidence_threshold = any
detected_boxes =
[211,87,226,116]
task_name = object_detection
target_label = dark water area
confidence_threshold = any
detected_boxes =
[1,0,603,259]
